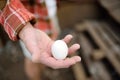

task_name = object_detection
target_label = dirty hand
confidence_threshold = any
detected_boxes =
[19,22,81,69]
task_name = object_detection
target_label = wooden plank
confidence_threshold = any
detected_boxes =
[77,23,113,80]
[92,62,111,80]
[91,22,120,58]
[72,59,88,80]
[84,21,120,75]
[99,0,120,23]
[100,22,120,42]
[78,33,103,80]
[100,23,120,58]
[99,0,120,10]
[68,32,88,80]
[91,50,105,60]
[69,32,88,80]
[75,23,86,32]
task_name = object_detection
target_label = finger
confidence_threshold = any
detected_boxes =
[46,56,81,69]
[68,44,80,54]
[62,56,81,68]
[62,34,73,44]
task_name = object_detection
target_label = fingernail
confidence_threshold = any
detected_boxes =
[67,34,73,39]
[75,56,81,62]
[75,44,80,49]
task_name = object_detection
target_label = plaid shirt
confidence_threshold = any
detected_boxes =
[21,0,52,35]
[0,0,35,41]
[0,0,58,41]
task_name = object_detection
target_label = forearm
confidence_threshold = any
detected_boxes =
[19,22,34,41]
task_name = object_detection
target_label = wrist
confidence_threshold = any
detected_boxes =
[19,22,34,41]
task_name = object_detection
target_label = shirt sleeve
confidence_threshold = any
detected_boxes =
[0,0,35,41]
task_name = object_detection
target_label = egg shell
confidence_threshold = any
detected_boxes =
[51,40,68,60]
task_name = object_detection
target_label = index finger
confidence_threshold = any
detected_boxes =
[62,34,73,44]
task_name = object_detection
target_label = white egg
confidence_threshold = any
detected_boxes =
[51,40,68,60]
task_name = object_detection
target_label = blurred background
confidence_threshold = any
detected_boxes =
[0,0,120,80]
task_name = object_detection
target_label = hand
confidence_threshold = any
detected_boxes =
[19,22,81,69]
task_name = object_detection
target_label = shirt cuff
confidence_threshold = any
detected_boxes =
[0,0,35,41]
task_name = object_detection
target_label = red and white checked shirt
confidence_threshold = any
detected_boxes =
[0,0,35,41]
[0,0,59,41]
[21,0,52,35]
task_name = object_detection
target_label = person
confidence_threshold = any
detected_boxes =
[20,0,60,80]
[0,0,81,79]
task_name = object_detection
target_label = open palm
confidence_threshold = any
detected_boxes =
[19,23,81,69]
